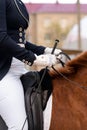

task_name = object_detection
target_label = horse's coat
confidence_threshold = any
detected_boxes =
[49,51,87,130]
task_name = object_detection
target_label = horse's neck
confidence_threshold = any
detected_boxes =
[50,67,87,130]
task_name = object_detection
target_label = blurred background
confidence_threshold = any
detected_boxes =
[22,0,87,58]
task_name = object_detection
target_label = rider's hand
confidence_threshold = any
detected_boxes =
[44,47,62,59]
[33,54,58,66]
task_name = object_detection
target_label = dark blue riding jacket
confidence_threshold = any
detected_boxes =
[0,0,45,80]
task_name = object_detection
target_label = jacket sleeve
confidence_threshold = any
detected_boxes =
[25,41,45,55]
[0,0,36,65]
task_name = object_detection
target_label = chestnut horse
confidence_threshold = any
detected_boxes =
[48,51,87,130]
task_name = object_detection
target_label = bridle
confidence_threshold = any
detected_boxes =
[51,52,87,91]
[56,51,71,67]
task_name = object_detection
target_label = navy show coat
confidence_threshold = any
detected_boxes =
[0,0,45,80]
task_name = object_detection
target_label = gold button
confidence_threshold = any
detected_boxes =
[19,32,22,37]
[22,59,25,63]
[19,38,22,43]
[28,62,32,66]
[25,61,28,64]
[19,27,22,31]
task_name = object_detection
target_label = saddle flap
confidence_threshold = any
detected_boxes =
[20,70,52,130]
[21,71,43,130]
[20,71,40,92]
[25,86,43,130]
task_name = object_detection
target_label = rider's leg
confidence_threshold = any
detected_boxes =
[0,72,28,130]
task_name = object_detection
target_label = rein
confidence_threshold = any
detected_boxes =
[21,40,59,130]
[56,51,71,67]
[30,40,59,105]
[52,65,87,91]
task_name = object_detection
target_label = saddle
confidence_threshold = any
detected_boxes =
[20,68,52,130]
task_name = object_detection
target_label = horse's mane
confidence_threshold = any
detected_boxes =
[49,51,87,77]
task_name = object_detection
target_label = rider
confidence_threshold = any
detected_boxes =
[0,0,61,130]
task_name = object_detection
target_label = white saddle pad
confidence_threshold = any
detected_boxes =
[43,94,52,130]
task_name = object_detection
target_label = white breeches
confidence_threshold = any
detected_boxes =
[0,58,29,130]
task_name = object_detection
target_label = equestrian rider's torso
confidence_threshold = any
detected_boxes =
[0,0,45,80]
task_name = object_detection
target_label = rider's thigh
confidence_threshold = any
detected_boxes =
[0,73,28,130]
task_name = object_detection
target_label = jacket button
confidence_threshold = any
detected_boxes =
[19,38,22,43]
[25,61,28,64]
[19,32,22,37]
[19,27,22,31]
[22,59,25,63]
[28,62,32,66]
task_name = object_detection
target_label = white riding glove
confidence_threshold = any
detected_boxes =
[33,54,57,66]
[44,47,62,59]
